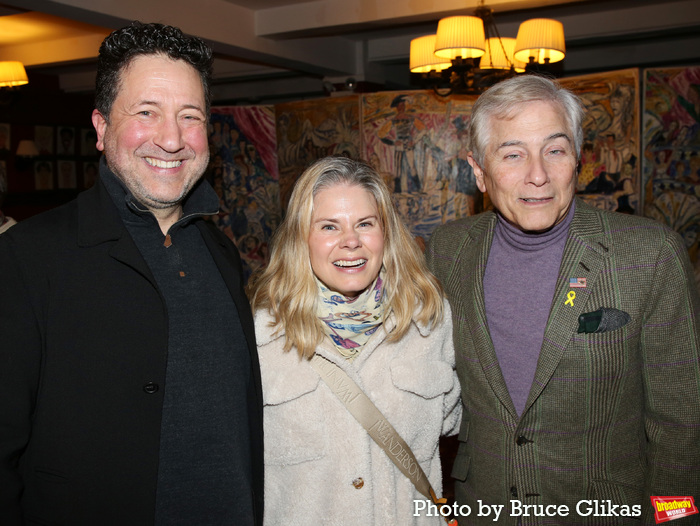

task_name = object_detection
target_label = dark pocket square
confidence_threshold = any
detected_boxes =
[578,307,631,334]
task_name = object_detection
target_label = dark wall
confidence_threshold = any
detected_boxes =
[2,72,97,220]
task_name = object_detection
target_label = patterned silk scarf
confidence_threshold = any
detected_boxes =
[316,270,386,360]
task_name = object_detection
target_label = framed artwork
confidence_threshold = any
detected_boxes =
[57,160,77,189]
[56,126,76,156]
[34,126,54,155]
[34,160,54,190]
[81,128,99,156]
[559,69,640,214]
[83,161,98,188]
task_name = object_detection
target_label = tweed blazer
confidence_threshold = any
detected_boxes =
[426,199,700,525]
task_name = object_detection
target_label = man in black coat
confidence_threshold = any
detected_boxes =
[0,22,263,525]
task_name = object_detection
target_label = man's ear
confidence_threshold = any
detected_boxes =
[467,152,487,194]
[91,110,107,152]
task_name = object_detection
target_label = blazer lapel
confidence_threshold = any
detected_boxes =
[524,200,612,412]
[452,213,519,417]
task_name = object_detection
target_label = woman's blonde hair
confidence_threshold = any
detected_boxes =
[247,156,443,359]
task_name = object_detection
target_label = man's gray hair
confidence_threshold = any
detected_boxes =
[468,75,585,166]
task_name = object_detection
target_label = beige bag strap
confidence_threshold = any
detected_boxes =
[309,353,456,524]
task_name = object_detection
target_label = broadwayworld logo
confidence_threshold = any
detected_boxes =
[651,496,699,523]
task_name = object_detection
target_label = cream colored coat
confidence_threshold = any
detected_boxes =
[257,300,461,526]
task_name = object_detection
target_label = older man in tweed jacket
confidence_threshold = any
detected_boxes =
[427,75,700,525]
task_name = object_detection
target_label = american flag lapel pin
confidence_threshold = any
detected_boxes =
[569,277,587,288]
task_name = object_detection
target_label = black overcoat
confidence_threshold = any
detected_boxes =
[0,177,264,525]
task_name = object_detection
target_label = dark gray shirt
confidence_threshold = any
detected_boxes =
[101,163,254,525]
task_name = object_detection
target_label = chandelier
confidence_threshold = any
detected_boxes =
[410,1,565,95]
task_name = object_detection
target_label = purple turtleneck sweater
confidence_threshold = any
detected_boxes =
[483,202,575,416]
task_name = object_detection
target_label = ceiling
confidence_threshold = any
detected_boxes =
[1,0,699,104]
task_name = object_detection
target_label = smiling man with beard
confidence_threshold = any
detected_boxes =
[0,22,263,525]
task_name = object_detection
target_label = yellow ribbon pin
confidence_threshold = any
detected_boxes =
[565,290,576,307]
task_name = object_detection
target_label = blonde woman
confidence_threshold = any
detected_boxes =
[248,156,460,525]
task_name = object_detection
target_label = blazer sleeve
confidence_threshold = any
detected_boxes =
[0,235,41,524]
[640,228,700,520]
[426,227,448,282]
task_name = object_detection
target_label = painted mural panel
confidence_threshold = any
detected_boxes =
[642,66,700,284]
[559,69,640,213]
[362,90,480,245]
[275,96,361,208]
[208,105,280,281]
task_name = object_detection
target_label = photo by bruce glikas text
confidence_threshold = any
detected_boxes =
[414,499,642,521]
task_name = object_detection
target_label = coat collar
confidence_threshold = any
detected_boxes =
[76,157,222,282]
[76,169,128,248]
[92,156,219,235]
[75,161,155,282]
[256,301,438,406]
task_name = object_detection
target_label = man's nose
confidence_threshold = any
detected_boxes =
[154,116,185,153]
[525,156,550,186]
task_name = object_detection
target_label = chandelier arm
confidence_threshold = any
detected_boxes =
[480,9,513,69]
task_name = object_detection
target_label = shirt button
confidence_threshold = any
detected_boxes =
[352,477,364,489]
[143,382,159,394]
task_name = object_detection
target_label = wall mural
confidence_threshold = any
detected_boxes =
[559,69,640,214]
[362,91,481,246]
[207,105,280,281]
[207,67,699,286]
[642,66,700,285]
[275,95,361,210]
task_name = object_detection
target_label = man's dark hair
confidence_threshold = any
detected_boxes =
[95,21,214,119]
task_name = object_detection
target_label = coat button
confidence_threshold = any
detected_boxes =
[510,486,518,497]
[516,435,530,446]
[352,477,364,489]
[143,382,159,394]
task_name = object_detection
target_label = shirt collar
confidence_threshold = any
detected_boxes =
[99,156,220,230]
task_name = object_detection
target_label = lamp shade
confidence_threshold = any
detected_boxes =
[434,16,485,60]
[16,140,40,157]
[514,18,565,64]
[0,61,29,88]
[410,35,453,73]
[480,37,527,72]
